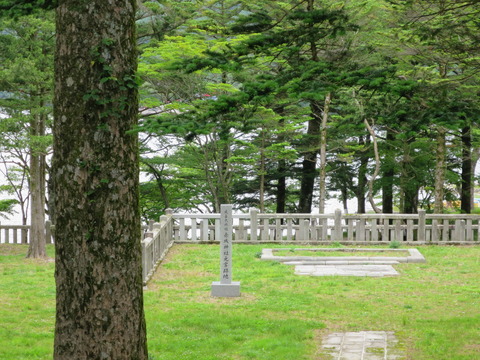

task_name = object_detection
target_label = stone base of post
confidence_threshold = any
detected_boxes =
[211,281,241,297]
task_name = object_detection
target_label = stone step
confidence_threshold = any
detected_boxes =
[284,260,400,266]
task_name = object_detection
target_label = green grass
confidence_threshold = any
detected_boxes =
[1,244,480,359]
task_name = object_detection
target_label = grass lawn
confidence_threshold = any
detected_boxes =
[1,243,479,359]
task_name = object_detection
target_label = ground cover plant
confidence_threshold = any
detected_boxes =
[0,243,479,359]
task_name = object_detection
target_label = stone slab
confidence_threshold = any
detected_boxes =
[295,265,399,277]
[285,260,400,265]
[211,281,241,297]
[321,331,403,360]
[261,248,426,264]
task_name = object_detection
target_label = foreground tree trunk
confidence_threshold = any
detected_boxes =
[53,1,147,358]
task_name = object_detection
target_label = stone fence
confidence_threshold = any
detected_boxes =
[2,209,478,284]
[171,209,480,244]
[142,213,175,285]
[0,221,55,245]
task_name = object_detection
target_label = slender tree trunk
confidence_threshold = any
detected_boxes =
[144,162,170,210]
[53,1,147,358]
[274,115,287,214]
[400,138,418,214]
[318,93,331,214]
[276,159,286,214]
[382,130,395,214]
[259,129,265,212]
[403,186,419,214]
[364,119,382,214]
[434,126,446,213]
[27,113,46,258]
[461,125,472,213]
[356,135,368,214]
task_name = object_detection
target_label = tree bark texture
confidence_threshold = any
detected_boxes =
[461,125,472,213]
[356,135,368,214]
[53,1,147,359]
[27,113,47,258]
[318,93,330,214]
[433,126,446,213]
[298,105,321,213]
[275,159,286,214]
[381,130,395,214]
[364,119,382,214]
[400,139,419,214]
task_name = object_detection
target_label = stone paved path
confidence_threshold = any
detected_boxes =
[321,331,403,360]
[295,264,399,277]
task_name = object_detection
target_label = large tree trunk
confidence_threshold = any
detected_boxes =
[461,125,473,213]
[27,113,46,258]
[53,1,148,358]
[433,126,446,213]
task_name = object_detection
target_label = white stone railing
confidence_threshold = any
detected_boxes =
[141,211,175,285]
[171,209,480,244]
[0,221,55,244]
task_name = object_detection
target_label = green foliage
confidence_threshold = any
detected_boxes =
[2,0,480,215]
[0,0,56,18]
[389,240,401,249]
[0,198,18,218]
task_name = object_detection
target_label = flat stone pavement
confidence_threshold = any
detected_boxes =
[295,264,399,277]
[321,331,403,360]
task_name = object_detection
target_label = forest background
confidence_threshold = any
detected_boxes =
[1,0,480,229]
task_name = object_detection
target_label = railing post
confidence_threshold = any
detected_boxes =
[215,217,221,242]
[418,210,426,242]
[250,208,258,241]
[179,218,186,241]
[431,219,438,242]
[191,218,197,241]
[466,219,473,242]
[357,219,366,242]
[333,209,342,241]
[201,219,209,241]
[371,219,378,241]
[141,239,147,284]
[382,217,390,241]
